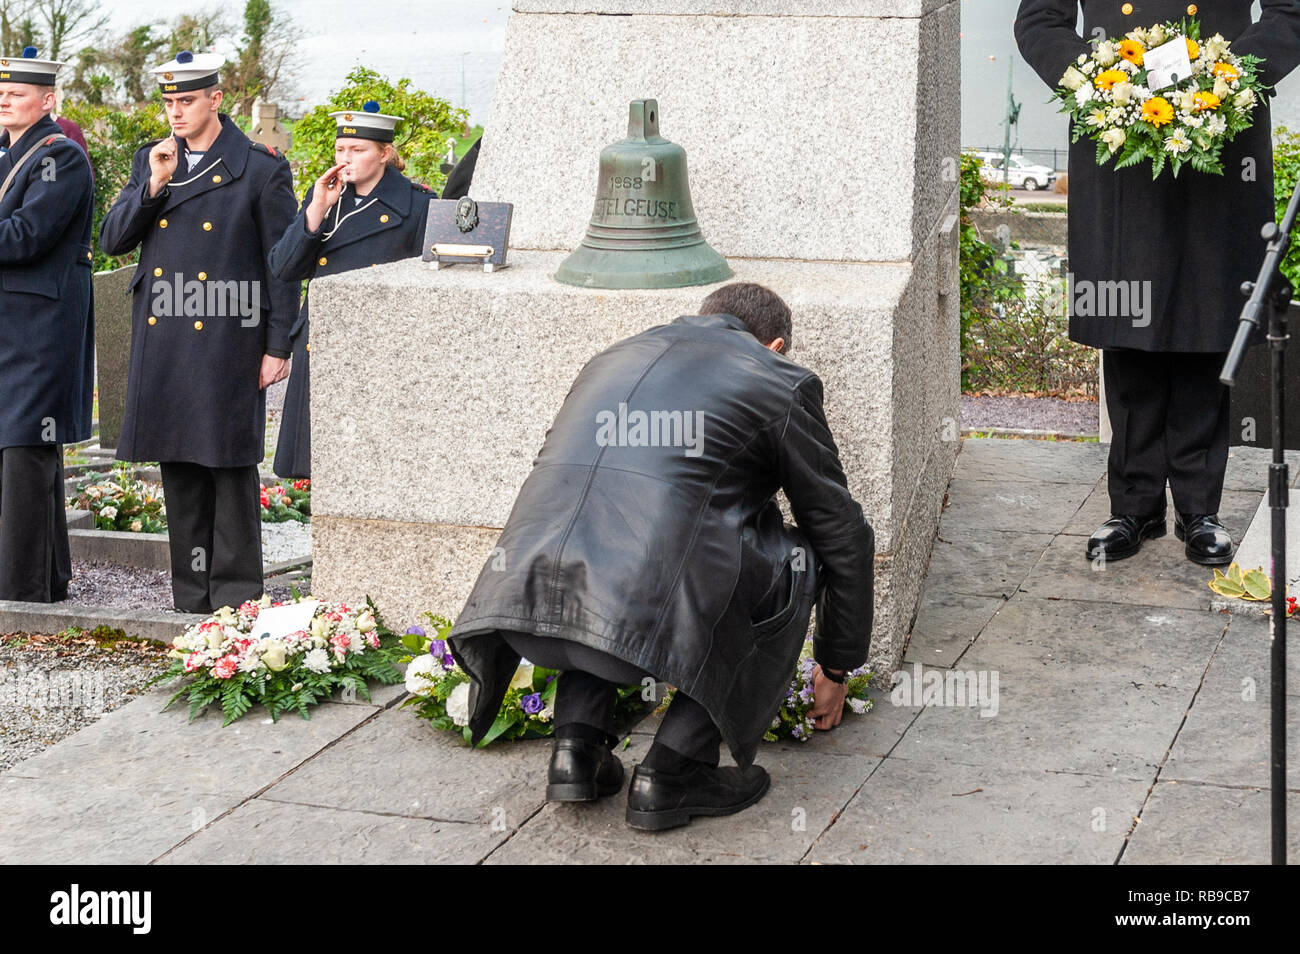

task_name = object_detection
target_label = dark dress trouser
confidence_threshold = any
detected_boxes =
[501,629,724,765]
[0,445,69,602]
[1103,349,1232,516]
[160,462,263,614]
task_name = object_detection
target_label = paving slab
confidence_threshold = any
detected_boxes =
[1121,781,1300,864]
[484,731,879,864]
[887,596,1222,777]
[1018,532,1227,611]
[0,775,243,864]
[903,589,1005,668]
[806,759,1148,864]
[1061,481,1261,543]
[936,478,1092,536]
[950,437,1109,485]
[3,684,381,795]
[1222,446,1300,493]
[925,528,1055,599]
[157,798,506,865]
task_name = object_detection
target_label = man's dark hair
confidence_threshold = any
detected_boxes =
[699,282,792,352]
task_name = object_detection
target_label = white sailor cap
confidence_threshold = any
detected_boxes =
[151,50,224,93]
[0,47,64,85]
[329,101,402,142]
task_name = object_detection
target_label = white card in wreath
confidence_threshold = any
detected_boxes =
[1143,37,1194,91]
[252,600,319,640]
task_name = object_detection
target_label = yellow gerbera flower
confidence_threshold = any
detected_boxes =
[1142,96,1175,126]
[1094,69,1130,91]
[1192,90,1221,111]
[1185,37,1200,60]
[1119,39,1145,65]
[1213,61,1240,81]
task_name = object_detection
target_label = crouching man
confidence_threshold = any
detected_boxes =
[448,282,875,831]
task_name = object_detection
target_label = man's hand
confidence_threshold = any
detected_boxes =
[304,163,347,232]
[259,355,289,390]
[148,136,179,197]
[809,665,849,730]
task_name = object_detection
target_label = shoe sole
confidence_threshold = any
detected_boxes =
[1085,522,1166,562]
[546,779,624,802]
[625,773,772,831]
[1172,525,1235,565]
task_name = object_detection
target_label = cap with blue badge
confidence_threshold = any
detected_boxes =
[0,47,64,85]
[150,50,224,93]
[329,101,402,143]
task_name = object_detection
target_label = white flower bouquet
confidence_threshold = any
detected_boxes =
[1053,17,1269,178]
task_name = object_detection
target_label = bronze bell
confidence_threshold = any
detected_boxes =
[555,99,732,289]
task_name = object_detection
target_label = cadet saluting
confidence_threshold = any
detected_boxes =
[0,48,94,602]
[99,51,299,613]
[269,102,434,478]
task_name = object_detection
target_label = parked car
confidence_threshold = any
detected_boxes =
[971,151,1058,191]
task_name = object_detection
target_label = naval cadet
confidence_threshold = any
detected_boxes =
[269,101,434,478]
[0,48,95,602]
[99,51,299,613]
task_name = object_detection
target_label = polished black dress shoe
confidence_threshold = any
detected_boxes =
[1085,510,1166,561]
[625,761,770,831]
[1174,512,1235,565]
[546,738,625,802]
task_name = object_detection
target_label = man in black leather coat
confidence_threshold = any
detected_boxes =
[448,283,875,830]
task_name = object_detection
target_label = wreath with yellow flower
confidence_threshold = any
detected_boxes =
[1053,18,1269,179]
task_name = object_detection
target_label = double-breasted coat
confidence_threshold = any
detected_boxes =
[447,314,876,767]
[1015,0,1300,351]
[268,165,434,477]
[0,114,95,450]
[99,113,299,467]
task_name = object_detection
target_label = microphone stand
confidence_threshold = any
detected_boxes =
[1220,175,1300,866]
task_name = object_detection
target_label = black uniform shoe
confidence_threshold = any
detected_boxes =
[625,762,771,831]
[1174,512,1235,565]
[546,738,625,802]
[1085,510,1166,561]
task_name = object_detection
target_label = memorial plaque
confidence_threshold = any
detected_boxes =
[421,196,513,271]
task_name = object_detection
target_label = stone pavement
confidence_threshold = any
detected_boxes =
[3,437,1298,864]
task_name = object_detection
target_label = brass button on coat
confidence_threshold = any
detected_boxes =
[86,251,92,260]
[305,343,310,352]
[193,320,203,330]
[198,271,207,280]
[318,256,327,266]
[148,316,157,325]
[153,267,162,277]
[1187,4,1197,14]
[159,218,168,228]
[379,214,389,223]
[212,174,222,183]
[1122,2,1133,13]
[202,221,213,231]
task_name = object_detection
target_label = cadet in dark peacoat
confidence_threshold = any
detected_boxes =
[1015,0,1300,352]
[0,113,94,452]
[268,164,434,478]
[99,112,300,467]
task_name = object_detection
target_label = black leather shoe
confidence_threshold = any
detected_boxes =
[1085,510,1166,561]
[1174,512,1235,565]
[546,738,625,802]
[625,761,770,831]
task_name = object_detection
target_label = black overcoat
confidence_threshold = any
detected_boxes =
[0,115,95,450]
[1015,0,1300,351]
[99,113,299,467]
[267,165,434,477]
[447,314,876,767]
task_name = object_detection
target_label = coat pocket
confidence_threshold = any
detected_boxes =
[1,269,59,298]
[751,558,801,638]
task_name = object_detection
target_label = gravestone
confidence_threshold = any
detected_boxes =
[250,100,291,154]
[309,0,961,676]
[93,264,137,450]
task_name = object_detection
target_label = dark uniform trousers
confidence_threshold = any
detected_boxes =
[1103,348,1232,516]
[0,445,70,602]
[160,462,263,614]
[501,629,723,765]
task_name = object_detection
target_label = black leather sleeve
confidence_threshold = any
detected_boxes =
[775,374,875,672]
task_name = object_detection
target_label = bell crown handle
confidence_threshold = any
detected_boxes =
[628,99,660,141]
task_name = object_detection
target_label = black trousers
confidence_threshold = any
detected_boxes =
[1103,348,1232,515]
[501,629,723,765]
[0,444,69,602]
[160,462,263,614]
